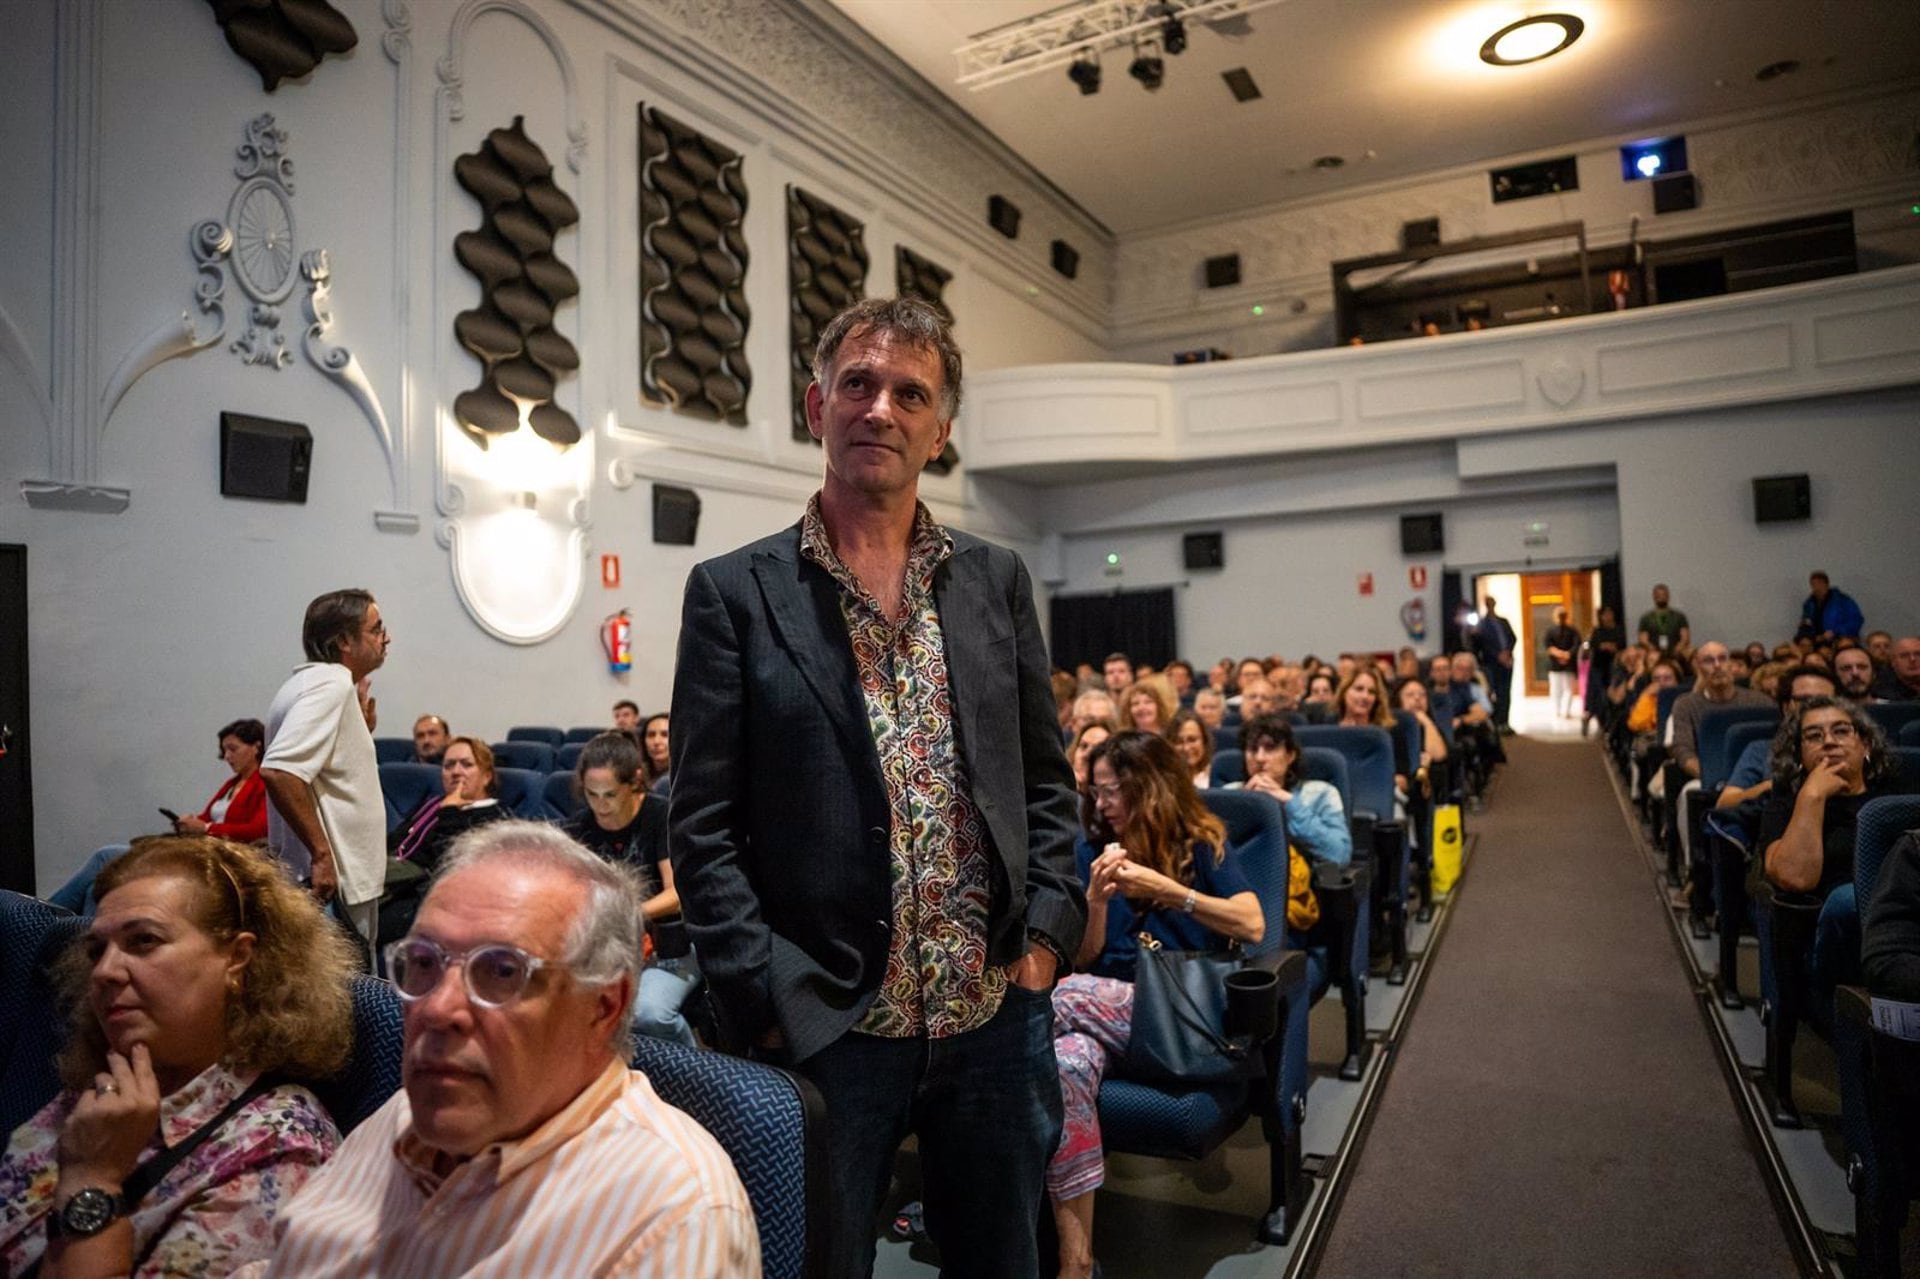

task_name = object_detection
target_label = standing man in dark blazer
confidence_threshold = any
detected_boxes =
[669,297,1086,1278]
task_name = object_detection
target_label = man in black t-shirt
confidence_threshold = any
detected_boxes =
[1544,607,1580,722]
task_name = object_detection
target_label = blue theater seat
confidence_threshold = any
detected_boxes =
[1864,702,1920,740]
[310,976,405,1135]
[1210,748,1247,787]
[558,741,587,771]
[1296,725,1408,986]
[489,740,556,774]
[1095,789,1314,1244]
[377,762,442,833]
[1296,746,1371,1080]
[493,767,555,820]
[0,893,84,1136]
[1900,719,1920,749]
[565,725,605,743]
[505,726,566,747]
[544,769,584,820]
[373,736,416,765]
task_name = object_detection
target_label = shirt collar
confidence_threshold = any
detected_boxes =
[393,1057,629,1190]
[799,492,953,600]
[158,1061,257,1147]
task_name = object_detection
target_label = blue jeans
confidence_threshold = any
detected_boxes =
[49,844,129,916]
[634,954,699,1047]
[794,983,1062,1279]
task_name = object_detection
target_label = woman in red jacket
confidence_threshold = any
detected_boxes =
[172,718,269,842]
[48,719,268,915]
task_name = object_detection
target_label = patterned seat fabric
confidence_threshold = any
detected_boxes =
[631,1035,826,1279]
[311,976,406,1136]
[0,894,83,1136]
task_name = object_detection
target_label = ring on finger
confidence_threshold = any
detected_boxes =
[95,1080,119,1097]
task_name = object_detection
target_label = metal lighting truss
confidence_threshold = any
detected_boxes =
[954,0,1286,90]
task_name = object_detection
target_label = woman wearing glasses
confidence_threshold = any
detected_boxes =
[0,837,357,1277]
[1047,731,1265,1279]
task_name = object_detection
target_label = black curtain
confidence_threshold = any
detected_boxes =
[1599,557,1625,626]
[1440,570,1466,654]
[1049,587,1177,671]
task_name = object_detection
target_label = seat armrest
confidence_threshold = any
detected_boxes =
[1836,984,1872,1030]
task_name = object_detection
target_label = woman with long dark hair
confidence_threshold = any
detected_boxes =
[1047,731,1264,1279]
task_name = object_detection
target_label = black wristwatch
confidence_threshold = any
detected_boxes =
[50,1187,125,1239]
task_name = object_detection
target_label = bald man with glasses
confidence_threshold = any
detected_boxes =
[247,822,757,1277]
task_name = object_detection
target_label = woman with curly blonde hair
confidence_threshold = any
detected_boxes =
[0,837,358,1277]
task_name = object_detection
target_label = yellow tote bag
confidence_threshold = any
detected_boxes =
[1431,804,1464,897]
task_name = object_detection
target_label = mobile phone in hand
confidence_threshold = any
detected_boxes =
[159,807,180,823]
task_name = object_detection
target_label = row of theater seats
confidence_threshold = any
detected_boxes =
[374,727,612,774]
[378,761,590,830]
[1605,694,1920,1277]
[0,890,828,1279]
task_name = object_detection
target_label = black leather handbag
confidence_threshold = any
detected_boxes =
[1122,933,1278,1084]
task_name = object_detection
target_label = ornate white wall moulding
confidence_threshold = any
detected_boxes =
[433,0,591,644]
[223,114,299,369]
[300,251,416,532]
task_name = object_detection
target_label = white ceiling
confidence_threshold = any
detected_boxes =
[826,0,1920,236]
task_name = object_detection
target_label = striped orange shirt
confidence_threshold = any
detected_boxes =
[241,1059,758,1277]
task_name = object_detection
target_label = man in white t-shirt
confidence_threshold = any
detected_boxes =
[261,588,391,959]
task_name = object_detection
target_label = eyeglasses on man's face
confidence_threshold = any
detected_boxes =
[385,936,562,1008]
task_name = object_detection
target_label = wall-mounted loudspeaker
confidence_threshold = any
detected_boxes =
[1402,217,1441,249]
[652,483,702,545]
[1204,254,1241,289]
[220,411,311,503]
[1652,172,1698,214]
[1752,474,1810,523]
[1051,239,1079,279]
[988,194,1021,239]
[1400,512,1444,555]
[1183,531,1224,570]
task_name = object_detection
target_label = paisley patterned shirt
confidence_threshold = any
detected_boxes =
[0,1061,339,1277]
[800,494,1006,1038]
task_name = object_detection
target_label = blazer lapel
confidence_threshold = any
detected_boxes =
[935,542,1004,773]
[751,547,870,758]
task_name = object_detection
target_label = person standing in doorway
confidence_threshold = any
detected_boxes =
[1544,606,1581,721]
[1637,583,1691,657]
[1476,597,1518,734]
[669,297,1086,1278]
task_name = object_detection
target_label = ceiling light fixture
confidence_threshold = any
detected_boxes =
[955,0,1285,92]
[1129,40,1165,90]
[1145,2,1188,54]
[1068,50,1102,95]
[1478,13,1585,67]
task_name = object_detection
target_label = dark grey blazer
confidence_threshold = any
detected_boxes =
[668,520,1086,1062]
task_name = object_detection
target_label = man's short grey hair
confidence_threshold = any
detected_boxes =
[811,296,963,422]
[432,820,645,1050]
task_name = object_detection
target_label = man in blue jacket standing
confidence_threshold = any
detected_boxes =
[1796,571,1864,645]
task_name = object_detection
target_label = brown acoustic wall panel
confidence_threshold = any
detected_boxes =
[894,246,960,476]
[787,187,868,442]
[638,106,751,425]
[204,0,357,92]
[452,117,581,450]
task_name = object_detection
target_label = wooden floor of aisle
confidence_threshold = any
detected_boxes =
[1314,734,1795,1277]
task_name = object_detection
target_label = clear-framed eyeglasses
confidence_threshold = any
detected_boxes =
[1800,721,1859,747]
[383,936,562,1008]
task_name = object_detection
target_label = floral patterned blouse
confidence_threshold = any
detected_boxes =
[800,494,1007,1039]
[0,1061,338,1277]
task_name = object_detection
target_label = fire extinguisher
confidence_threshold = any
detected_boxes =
[601,609,632,674]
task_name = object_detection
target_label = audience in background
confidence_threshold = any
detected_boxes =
[410,714,450,765]
[1474,599,1518,733]
[1053,670,1081,736]
[1071,689,1122,735]
[1863,828,1920,1002]
[253,823,757,1275]
[1873,635,1920,701]
[1394,679,1449,789]
[1863,630,1894,668]
[1583,606,1627,737]
[380,736,510,945]
[641,712,672,793]
[1543,607,1581,721]
[1103,652,1134,697]
[1237,676,1277,720]
[1669,643,1773,780]
[1833,645,1877,701]
[1164,660,1195,703]
[1192,687,1227,731]
[1715,666,1837,813]
[1335,668,1408,792]
[1068,723,1114,790]
[1241,715,1352,867]
[1638,583,1692,656]
[1796,571,1864,645]
[611,699,641,732]
[2,838,356,1277]
[1122,676,1177,735]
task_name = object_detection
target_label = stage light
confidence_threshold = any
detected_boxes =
[1129,41,1165,91]
[1068,51,1101,95]
[1479,13,1584,66]
[1636,154,1661,177]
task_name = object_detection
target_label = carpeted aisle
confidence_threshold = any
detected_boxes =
[1314,735,1794,1277]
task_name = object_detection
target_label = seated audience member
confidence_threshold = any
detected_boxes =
[51,718,271,917]
[1192,687,1227,732]
[1431,654,1499,791]
[1206,659,1233,693]
[1796,571,1864,645]
[1053,670,1081,736]
[411,714,450,765]
[1049,734,1263,1279]
[1164,660,1195,704]
[1071,689,1122,735]
[1743,641,1769,670]
[1717,666,1837,812]
[1165,709,1214,788]
[640,712,672,792]
[1240,714,1352,867]
[1669,643,1773,779]
[1833,644,1876,701]
[1627,659,1680,738]
[1122,676,1177,735]
[1300,669,1338,720]
[1074,662,1099,690]
[1394,647,1423,682]
[1335,667,1409,793]
[1762,698,1901,899]
[1583,606,1628,736]
[1863,827,1920,1001]
[1727,651,1752,685]
[611,699,641,732]
[1068,723,1114,790]
[1394,678,1450,786]
[560,732,692,1046]
[2,838,356,1277]
[1237,676,1278,721]
[1750,660,1789,700]
[1103,652,1134,697]
[382,736,511,944]
[1864,630,1894,668]
[1230,658,1266,703]
[1268,665,1305,713]
[251,822,757,1275]
[1872,635,1920,702]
